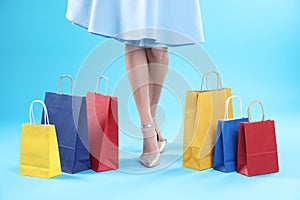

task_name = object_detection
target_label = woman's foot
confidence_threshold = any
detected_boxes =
[153,118,167,153]
[140,124,161,168]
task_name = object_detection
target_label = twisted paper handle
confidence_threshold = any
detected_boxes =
[247,100,265,122]
[200,70,223,91]
[224,95,243,119]
[95,76,109,95]
[29,100,49,125]
[57,74,73,95]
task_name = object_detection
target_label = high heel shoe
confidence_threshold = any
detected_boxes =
[153,118,167,153]
[139,124,161,168]
[158,139,167,153]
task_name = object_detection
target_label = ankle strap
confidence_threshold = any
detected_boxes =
[141,123,156,138]
[141,123,154,128]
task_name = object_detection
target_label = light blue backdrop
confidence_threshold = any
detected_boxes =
[0,1,299,199]
[0,0,299,125]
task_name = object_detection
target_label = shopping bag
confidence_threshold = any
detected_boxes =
[183,71,233,170]
[20,100,61,178]
[43,75,90,174]
[237,100,279,176]
[86,76,119,172]
[213,96,248,172]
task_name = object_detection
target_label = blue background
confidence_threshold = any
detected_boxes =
[0,0,299,199]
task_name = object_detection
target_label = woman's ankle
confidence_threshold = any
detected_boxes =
[141,125,159,154]
[152,118,165,142]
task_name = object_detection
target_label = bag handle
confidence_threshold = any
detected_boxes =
[247,100,265,122]
[95,76,109,95]
[29,100,50,125]
[57,74,73,95]
[200,70,223,91]
[224,95,243,119]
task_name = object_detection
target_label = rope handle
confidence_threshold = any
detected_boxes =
[57,74,73,95]
[224,95,243,119]
[200,70,223,91]
[29,100,50,125]
[95,76,109,95]
[247,100,265,122]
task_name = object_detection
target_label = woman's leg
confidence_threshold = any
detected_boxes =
[125,44,159,154]
[146,47,169,141]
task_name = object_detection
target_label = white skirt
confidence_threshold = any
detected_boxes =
[66,0,205,47]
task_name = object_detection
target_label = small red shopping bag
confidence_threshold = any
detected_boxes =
[237,100,279,176]
[86,76,119,172]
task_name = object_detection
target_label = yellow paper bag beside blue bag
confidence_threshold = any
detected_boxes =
[20,100,61,178]
[183,71,233,170]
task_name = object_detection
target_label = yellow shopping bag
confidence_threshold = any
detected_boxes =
[183,71,233,170]
[20,100,61,178]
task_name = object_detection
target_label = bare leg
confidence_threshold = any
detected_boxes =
[146,47,169,142]
[125,44,159,154]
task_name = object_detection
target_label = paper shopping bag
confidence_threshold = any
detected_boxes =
[86,76,119,172]
[213,96,248,172]
[43,75,90,174]
[20,100,61,178]
[237,100,279,176]
[183,71,233,170]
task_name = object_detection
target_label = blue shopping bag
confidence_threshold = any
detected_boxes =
[213,96,248,172]
[42,75,90,174]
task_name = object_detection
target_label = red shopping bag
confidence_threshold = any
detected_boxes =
[237,100,279,176]
[86,76,119,172]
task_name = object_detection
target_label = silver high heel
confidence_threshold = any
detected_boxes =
[158,139,167,153]
[139,124,161,168]
[153,118,167,153]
